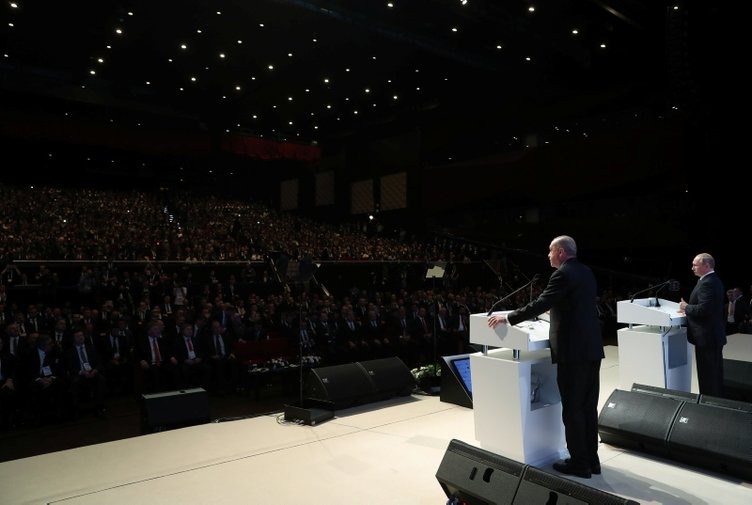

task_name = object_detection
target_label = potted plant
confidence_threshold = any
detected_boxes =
[411,363,441,395]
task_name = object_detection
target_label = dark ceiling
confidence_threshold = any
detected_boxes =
[1,0,684,158]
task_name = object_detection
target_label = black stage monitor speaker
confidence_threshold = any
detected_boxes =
[598,389,682,458]
[140,388,210,434]
[630,383,699,403]
[306,362,377,410]
[723,358,752,402]
[358,357,415,400]
[440,354,473,409]
[513,466,639,505]
[667,401,752,481]
[698,394,752,414]
[436,439,525,505]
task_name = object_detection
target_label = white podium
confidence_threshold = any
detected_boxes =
[469,312,566,466]
[616,298,693,392]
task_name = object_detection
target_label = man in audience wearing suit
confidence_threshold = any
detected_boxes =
[98,320,133,396]
[20,334,65,425]
[135,320,179,393]
[0,337,19,428]
[725,287,747,335]
[65,328,107,418]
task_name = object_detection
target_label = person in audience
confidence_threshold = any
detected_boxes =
[19,334,65,425]
[135,320,179,393]
[0,337,19,428]
[725,286,747,335]
[175,323,209,389]
[65,328,107,418]
[202,320,238,393]
[98,320,133,396]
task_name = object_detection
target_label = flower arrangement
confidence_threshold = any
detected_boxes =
[411,363,441,394]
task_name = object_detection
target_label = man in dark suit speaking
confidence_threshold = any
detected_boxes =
[488,235,604,479]
[678,253,726,396]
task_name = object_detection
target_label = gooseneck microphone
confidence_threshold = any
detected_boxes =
[487,274,540,316]
[629,279,676,303]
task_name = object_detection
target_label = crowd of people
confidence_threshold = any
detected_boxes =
[0,184,485,264]
[0,182,644,433]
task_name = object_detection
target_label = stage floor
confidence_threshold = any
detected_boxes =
[1,340,751,505]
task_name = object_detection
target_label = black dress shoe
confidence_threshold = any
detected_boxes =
[553,460,592,479]
[560,458,601,475]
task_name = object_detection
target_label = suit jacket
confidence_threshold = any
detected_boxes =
[98,331,131,364]
[726,296,748,329]
[686,272,726,348]
[507,258,603,364]
[65,342,103,377]
[0,350,15,382]
[135,335,173,365]
[174,335,203,363]
[20,346,64,385]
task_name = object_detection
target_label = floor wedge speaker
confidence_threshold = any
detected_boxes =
[513,466,639,505]
[630,383,699,403]
[306,362,376,410]
[140,388,210,434]
[358,357,415,400]
[598,389,682,458]
[723,358,752,402]
[435,438,525,505]
[667,401,752,481]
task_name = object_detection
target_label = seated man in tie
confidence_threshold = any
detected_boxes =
[201,320,238,394]
[98,321,133,396]
[135,320,179,393]
[65,328,107,418]
[175,323,209,389]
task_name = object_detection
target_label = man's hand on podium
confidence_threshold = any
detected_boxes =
[488,314,508,328]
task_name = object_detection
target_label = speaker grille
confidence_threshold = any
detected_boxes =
[598,389,682,457]
[359,357,415,399]
[668,402,752,481]
[306,363,376,410]
[513,466,639,505]
[436,439,523,505]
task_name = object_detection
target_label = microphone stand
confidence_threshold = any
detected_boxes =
[297,305,304,407]
[487,274,540,316]
[629,280,672,304]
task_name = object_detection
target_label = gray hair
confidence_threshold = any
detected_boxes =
[553,235,577,256]
[697,252,715,269]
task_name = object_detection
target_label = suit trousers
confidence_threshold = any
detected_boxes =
[556,360,602,467]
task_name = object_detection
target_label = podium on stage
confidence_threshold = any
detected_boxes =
[469,312,566,466]
[616,297,692,392]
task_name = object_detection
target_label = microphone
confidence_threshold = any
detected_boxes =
[487,274,540,316]
[629,280,675,303]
